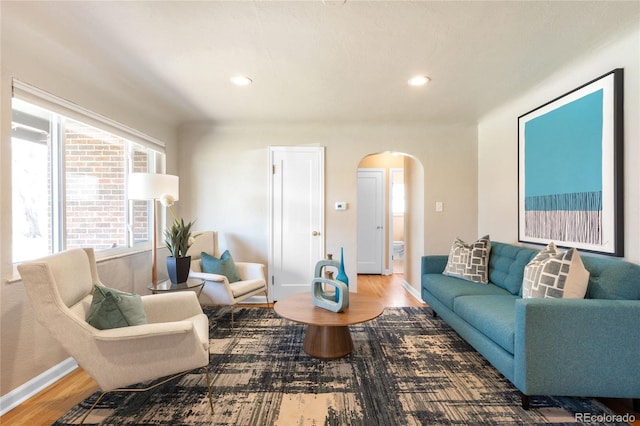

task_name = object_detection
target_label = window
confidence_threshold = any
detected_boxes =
[392,183,405,214]
[11,91,165,263]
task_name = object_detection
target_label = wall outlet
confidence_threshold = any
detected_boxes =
[435,201,444,212]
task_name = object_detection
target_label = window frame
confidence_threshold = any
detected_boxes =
[11,80,168,265]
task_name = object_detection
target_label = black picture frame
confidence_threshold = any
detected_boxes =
[517,69,624,256]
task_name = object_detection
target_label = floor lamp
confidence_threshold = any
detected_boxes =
[128,173,179,286]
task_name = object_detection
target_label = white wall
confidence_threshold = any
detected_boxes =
[478,27,640,262]
[178,123,479,294]
[0,12,179,397]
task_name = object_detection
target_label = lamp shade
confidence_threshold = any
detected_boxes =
[128,173,179,201]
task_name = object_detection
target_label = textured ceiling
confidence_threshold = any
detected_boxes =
[3,1,639,126]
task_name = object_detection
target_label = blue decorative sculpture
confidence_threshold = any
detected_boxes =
[334,247,349,301]
[335,247,349,286]
[311,260,349,312]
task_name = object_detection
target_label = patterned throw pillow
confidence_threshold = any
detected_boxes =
[522,242,590,299]
[443,235,491,284]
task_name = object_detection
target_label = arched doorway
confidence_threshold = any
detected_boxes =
[356,151,424,298]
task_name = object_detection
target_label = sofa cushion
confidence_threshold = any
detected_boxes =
[423,274,511,311]
[443,235,491,284]
[454,295,518,355]
[582,256,640,300]
[522,242,589,299]
[488,242,538,295]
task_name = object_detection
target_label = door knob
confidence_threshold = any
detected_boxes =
[312,231,320,236]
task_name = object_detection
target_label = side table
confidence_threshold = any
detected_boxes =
[148,278,205,296]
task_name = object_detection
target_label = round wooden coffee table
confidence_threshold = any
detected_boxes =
[274,292,384,359]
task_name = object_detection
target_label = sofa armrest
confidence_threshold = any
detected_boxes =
[141,291,204,323]
[514,298,640,397]
[421,255,448,275]
[189,271,228,284]
[94,320,195,341]
[190,263,265,283]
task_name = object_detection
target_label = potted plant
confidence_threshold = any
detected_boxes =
[161,194,196,284]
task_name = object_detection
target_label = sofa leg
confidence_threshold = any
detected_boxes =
[431,309,437,318]
[633,398,639,412]
[520,393,530,410]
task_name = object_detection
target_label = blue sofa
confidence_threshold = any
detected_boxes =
[421,241,640,409]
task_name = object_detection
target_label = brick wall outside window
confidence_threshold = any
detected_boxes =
[12,97,161,262]
[64,132,149,250]
[131,150,150,244]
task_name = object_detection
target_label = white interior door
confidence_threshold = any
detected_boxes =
[357,169,384,274]
[270,146,324,301]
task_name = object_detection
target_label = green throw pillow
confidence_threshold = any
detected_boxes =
[201,250,241,283]
[86,285,148,330]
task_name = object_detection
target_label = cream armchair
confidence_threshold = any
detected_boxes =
[17,248,213,423]
[188,231,268,307]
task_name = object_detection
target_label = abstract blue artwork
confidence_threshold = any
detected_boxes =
[518,69,623,256]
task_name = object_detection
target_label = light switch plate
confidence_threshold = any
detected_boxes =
[335,202,347,210]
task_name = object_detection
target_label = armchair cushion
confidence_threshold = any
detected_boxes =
[201,250,241,283]
[86,285,148,330]
[230,279,268,298]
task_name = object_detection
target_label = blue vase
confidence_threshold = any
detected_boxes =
[167,256,191,284]
[335,247,349,301]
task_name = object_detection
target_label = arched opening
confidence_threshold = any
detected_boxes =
[356,151,425,300]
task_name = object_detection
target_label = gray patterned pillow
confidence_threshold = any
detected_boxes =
[443,235,491,284]
[522,242,589,299]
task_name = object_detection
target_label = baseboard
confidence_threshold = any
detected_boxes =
[0,357,78,416]
[402,280,425,303]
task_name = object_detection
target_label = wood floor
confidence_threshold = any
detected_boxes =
[2,273,637,425]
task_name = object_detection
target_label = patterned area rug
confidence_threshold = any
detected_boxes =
[55,306,624,425]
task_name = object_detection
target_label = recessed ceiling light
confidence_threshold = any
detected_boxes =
[230,75,253,86]
[408,76,431,87]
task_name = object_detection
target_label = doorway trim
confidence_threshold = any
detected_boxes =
[268,146,325,302]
